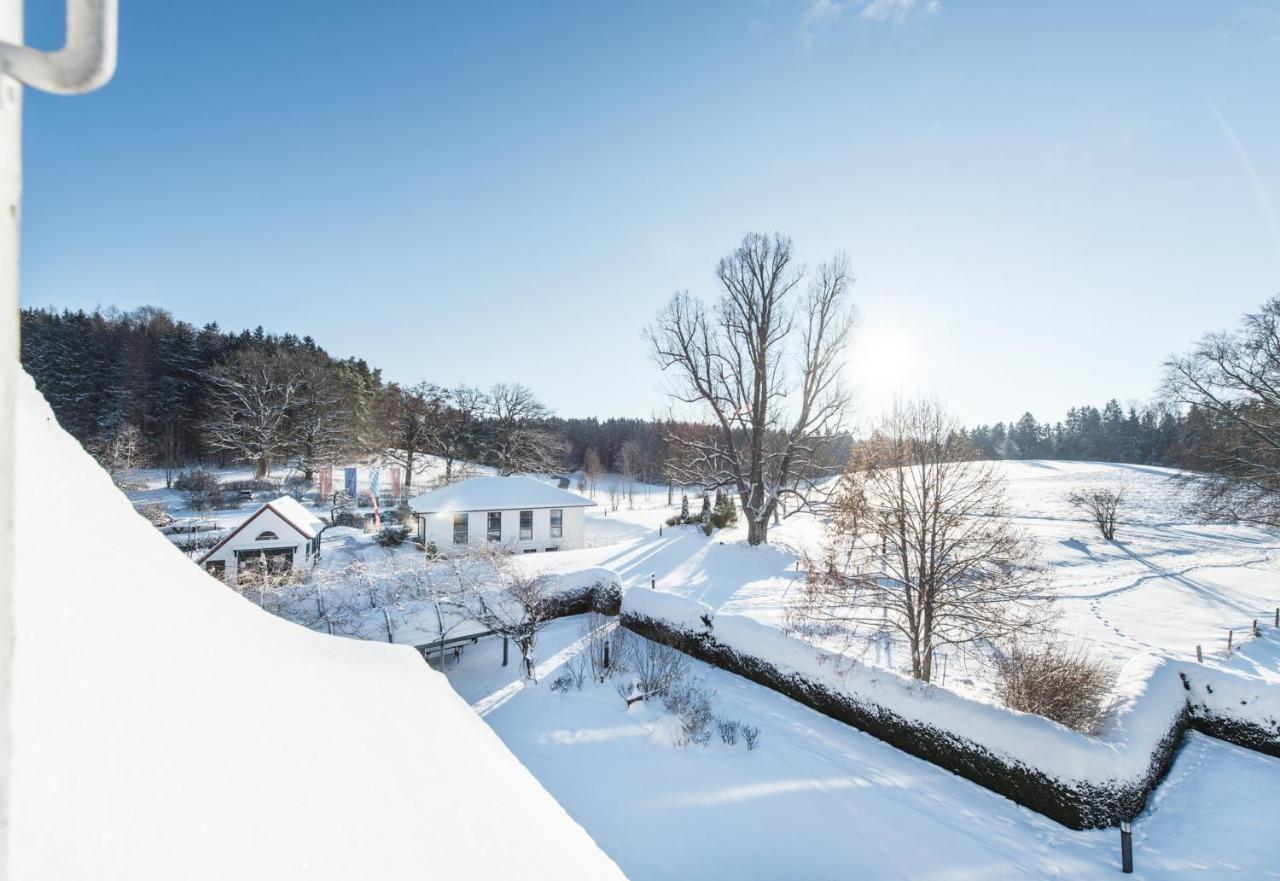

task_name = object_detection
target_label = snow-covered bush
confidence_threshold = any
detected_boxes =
[135,501,173,527]
[616,637,688,705]
[662,678,716,746]
[741,724,761,751]
[716,717,740,745]
[552,654,588,693]
[375,525,411,547]
[581,612,628,682]
[175,468,226,511]
[993,641,1118,734]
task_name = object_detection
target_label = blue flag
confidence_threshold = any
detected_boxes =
[344,467,357,498]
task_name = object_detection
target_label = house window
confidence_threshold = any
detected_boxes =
[550,508,563,539]
[519,510,533,540]
[522,548,538,554]
[453,513,468,544]
[487,512,502,541]
[255,530,279,541]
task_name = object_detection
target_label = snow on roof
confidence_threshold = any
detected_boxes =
[263,495,326,538]
[10,371,625,881]
[409,475,595,513]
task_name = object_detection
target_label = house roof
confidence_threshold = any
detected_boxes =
[196,496,326,564]
[408,476,595,514]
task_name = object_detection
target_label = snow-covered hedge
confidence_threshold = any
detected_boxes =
[621,588,1189,830]
[1182,667,1280,757]
[544,568,622,619]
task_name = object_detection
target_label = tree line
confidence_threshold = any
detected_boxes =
[966,400,1186,465]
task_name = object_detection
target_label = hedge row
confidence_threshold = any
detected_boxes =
[620,610,1187,830]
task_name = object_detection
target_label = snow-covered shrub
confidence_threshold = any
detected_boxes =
[332,509,363,529]
[994,641,1118,734]
[582,612,628,682]
[716,717,740,745]
[375,525,411,547]
[662,678,716,746]
[615,637,688,705]
[175,468,226,511]
[552,654,587,693]
[741,724,761,751]
[702,521,714,537]
[281,475,312,501]
[135,501,173,527]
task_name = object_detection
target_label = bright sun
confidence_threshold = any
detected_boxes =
[849,322,919,397]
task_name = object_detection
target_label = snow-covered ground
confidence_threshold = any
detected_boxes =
[446,615,1280,881]
[12,374,624,880]
[518,462,1280,695]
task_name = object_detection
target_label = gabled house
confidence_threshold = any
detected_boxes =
[198,495,326,580]
[409,476,595,553]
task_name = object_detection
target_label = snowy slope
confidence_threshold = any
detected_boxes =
[8,371,626,881]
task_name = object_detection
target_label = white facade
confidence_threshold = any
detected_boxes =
[409,476,594,554]
[198,497,325,581]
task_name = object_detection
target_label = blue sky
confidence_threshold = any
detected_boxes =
[20,0,1280,425]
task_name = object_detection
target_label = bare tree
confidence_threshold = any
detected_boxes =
[605,479,623,512]
[619,439,642,508]
[1165,296,1280,525]
[439,547,555,680]
[789,398,1051,682]
[91,422,150,490]
[433,385,486,483]
[290,353,353,483]
[204,350,303,479]
[1067,484,1124,540]
[647,232,856,544]
[485,382,562,475]
[376,382,444,492]
[582,446,604,497]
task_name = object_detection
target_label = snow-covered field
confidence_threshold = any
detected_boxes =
[446,615,1280,881]
[520,461,1280,692]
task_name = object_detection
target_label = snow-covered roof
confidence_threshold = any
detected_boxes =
[409,475,595,513]
[11,369,625,880]
[264,495,326,538]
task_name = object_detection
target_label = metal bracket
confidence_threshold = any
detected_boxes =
[0,0,116,95]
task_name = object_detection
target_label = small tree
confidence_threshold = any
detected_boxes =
[440,547,554,680]
[1067,485,1124,540]
[583,447,604,498]
[91,423,150,490]
[789,398,1051,682]
[606,479,623,512]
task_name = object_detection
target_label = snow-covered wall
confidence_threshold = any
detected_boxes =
[9,371,627,880]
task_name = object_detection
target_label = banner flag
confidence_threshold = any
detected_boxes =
[318,465,333,497]
[369,467,382,530]
[389,466,401,500]
[344,467,358,498]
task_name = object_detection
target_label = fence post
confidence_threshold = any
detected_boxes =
[502,637,509,667]
[1253,619,1260,638]
[1275,607,1278,628]
[650,574,656,590]
[1120,820,1133,874]
[1196,644,1203,663]
[603,640,610,670]
[1228,630,1233,654]
[659,524,663,537]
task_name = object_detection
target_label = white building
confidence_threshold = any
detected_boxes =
[409,476,595,553]
[198,496,326,580]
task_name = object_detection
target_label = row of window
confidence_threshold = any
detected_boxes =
[454,509,562,544]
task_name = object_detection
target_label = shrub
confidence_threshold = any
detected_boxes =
[993,640,1118,734]
[615,637,687,705]
[135,501,173,527]
[582,612,629,682]
[662,679,716,746]
[332,509,363,529]
[716,717,740,746]
[375,525,411,547]
[175,468,226,511]
[702,522,714,537]
[551,654,587,693]
[664,515,681,527]
[741,724,761,751]
[281,475,312,501]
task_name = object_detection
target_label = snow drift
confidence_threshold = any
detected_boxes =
[8,371,626,880]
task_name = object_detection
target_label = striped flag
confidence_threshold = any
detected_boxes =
[318,465,333,497]
[389,466,401,500]
[369,467,382,530]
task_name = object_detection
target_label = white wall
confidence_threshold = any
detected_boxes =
[418,506,586,553]
[203,507,318,578]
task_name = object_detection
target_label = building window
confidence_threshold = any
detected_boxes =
[550,508,563,539]
[487,512,502,541]
[255,530,279,541]
[453,513,468,544]
[522,548,537,554]
[519,510,533,540]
